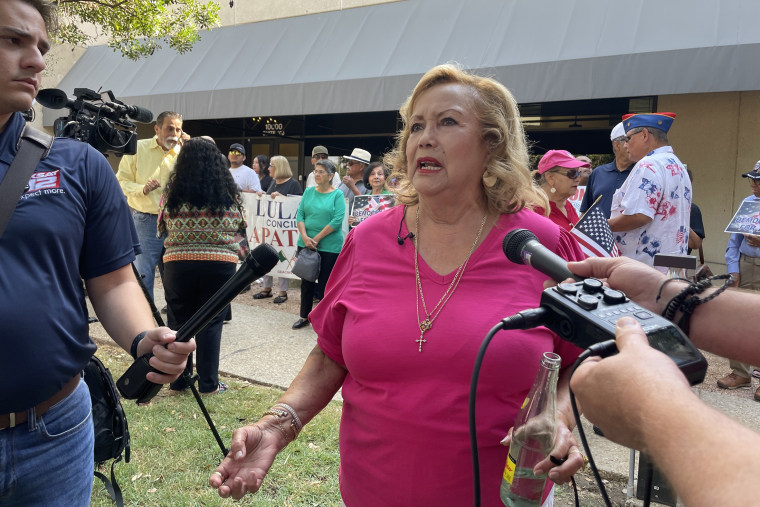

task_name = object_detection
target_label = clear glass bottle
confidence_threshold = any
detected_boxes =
[500,352,561,507]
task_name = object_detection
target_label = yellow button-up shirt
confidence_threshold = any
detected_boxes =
[116,136,180,214]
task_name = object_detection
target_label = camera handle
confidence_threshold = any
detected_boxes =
[130,262,229,458]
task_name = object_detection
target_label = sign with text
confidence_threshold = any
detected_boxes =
[351,195,396,225]
[568,185,586,213]
[242,193,351,278]
[242,194,301,279]
[725,199,760,234]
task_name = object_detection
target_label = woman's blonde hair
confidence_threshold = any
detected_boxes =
[384,64,547,215]
[270,155,293,180]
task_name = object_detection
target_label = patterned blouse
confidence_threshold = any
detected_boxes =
[160,202,246,263]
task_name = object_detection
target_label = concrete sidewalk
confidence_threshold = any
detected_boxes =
[95,292,760,501]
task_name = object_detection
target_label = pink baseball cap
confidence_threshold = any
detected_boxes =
[537,150,591,174]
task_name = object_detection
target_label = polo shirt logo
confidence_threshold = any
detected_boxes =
[28,170,61,192]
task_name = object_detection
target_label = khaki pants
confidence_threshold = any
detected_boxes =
[729,254,760,377]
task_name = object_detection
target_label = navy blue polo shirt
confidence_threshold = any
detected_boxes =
[580,160,635,218]
[0,112,140,412]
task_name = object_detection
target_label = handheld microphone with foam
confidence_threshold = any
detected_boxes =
[116,243,279,404]
[36,88,73,110]
[501,228,707,385]
[502,228,582,282]
[104,100,154,123]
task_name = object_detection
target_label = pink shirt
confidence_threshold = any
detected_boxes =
[311,205,585,506]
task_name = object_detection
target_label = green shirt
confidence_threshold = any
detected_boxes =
[296,187,345,253]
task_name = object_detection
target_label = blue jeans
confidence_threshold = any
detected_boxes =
[132,210,165,300]
[0,378,94,506]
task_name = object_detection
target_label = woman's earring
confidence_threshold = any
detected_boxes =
[482,171,497,188]
[550,187,556,194]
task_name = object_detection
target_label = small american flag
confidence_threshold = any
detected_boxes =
[367,195,395,212]
[571,197,620,258]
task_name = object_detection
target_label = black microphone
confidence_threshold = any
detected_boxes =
[396,206,415,245]
[104,100,154,123]
[36,88,73,110]
[500,229,708,384]
[36,88,153,123]
[116,243,279,404]
[502,228,582,282]
[397,231,415,245]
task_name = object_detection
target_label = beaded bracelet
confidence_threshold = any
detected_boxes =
[658,274,734,334]
[263,407,292,443]
[274,403,303,439]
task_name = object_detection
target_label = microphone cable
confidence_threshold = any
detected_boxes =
[469,314,656,507]
[568,341,656,507]
[567,342,618,507]
[468,308,550,507]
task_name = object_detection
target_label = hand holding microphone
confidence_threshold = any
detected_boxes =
[502,229,707,385]
[117,244,279,404]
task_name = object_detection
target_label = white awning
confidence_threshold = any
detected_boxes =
[46,0,760,123]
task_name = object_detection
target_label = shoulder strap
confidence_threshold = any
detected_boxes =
[698,245,705,265]
[94,456,125,507]
[0,124,54,239]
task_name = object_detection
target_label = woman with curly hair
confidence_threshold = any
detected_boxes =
[158,138,245,395]
[211,64,586,505]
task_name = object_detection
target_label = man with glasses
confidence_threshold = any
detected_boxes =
[580,122,639,217]
[718,162,760,396]
[306,145,340,189]
[227,143,261,193]
[608,112,691,266]
[117,110,186,300]
[339,147,370,209]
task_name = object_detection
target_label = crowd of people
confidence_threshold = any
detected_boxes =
[3,0,760,504]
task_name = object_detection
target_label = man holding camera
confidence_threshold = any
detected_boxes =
[116,110,184,300]
[0,1,194,504]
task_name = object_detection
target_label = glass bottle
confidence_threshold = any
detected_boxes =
[500,352,561,507]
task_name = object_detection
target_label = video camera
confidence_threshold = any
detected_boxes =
[36,88,153,157]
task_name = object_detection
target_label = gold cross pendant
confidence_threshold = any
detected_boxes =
[417,318,432,352]
[416,334,426,352]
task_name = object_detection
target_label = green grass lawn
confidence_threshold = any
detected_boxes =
[90,342,342,506]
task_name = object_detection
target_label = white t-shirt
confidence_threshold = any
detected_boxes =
[610,146,691,266]
[229,165,262,192]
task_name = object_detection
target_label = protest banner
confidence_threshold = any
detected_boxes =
[242,193,301,279]
[241,193,351,278]
[568,185,585,213]
[725,199,760,234]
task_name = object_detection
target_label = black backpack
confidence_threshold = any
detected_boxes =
[84,355,131,506]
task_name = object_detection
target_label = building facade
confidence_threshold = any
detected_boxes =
[39,0,760,271]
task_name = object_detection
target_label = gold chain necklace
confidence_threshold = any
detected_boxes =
[414,208,488,352]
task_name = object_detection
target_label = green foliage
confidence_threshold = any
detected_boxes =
[55,0,221,60]
[90,343,342,506]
